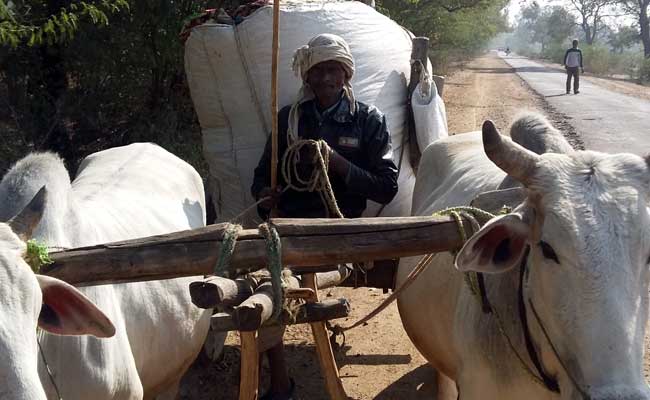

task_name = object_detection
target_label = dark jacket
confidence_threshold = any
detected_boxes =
[251,97,398,219]
[564,48,583,68]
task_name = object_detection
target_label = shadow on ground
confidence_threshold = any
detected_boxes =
[180,342,435,399]
[373,364,438,400]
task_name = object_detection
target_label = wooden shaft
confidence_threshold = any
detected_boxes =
[189,276,258,309]
[232,276,300,331]
[270,0,280,191]
[239,331,259,400]
[233,281,274,332]
[315,265,352,290]
[42,216,473,286]
[407,36,430,170]
[303,273,348,400]
[211,298,351,332]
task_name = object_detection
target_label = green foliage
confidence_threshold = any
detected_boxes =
[640,57,650,83]
[541,42,568,63]
[0,0,129,48]
[582,44,612,75]
[608,25,640,53]
[0,0,211,175]
[377,0,508,69]
[25,239,53,273]
[513,3,575,55]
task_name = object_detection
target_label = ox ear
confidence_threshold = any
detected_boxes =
[455,212,531,274]
[8,186,47,241]
[36,275,116,338]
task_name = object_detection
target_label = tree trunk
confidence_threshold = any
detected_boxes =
[641,0,650,58]
[39,0,79,170]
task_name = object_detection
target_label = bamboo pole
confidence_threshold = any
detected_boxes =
[270,0,280,192]
[41,216,474,286]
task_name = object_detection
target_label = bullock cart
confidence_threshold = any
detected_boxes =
[41,190,514,400]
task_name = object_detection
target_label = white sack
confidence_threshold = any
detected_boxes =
[185,1,417,225]
[412,71,448,151]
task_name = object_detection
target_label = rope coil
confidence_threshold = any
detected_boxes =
[281,139,344,218]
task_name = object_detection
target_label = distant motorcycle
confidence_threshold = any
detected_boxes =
[505,47,511,55]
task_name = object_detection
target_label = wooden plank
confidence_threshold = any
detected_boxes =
[42,216,474,286]
[211,298,351,332]
[303,273,348,400]
[238,331,259,400]
[407,36,430,170]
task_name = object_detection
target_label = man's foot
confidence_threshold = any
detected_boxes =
[574,90,580,94]
[566,91,570,95]
[260,378,295,400]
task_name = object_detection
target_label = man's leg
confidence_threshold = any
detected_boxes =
[574,68,580,93]
[566,70,572,94]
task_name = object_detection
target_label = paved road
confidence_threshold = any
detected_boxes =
[500,53,650,156]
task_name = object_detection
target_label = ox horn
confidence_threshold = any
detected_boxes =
[482,120,540,186]
[8,186,47,241]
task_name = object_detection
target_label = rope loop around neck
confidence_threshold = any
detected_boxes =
[258,222,286,320]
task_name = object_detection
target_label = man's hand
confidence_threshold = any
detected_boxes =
[328,149,350,178]
[581,67,584,73]
[298,142,330,166]
[257,186,283,211]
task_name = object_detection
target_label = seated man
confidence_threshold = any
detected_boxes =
[251,33,399,399]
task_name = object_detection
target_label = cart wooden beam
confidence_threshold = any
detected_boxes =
[41,216,474,286]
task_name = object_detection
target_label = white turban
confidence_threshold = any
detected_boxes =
[287,34,356,142]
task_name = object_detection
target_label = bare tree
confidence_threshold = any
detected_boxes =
[620,0,650,57]
[567,0,617,44]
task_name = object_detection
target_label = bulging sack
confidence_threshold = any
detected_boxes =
[185,1,444,225]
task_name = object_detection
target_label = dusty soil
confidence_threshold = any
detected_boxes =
[179,52,649,399]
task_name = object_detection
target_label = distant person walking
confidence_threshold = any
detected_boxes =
[563,39,584,94]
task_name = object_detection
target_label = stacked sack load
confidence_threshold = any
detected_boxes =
[184,0,448,226]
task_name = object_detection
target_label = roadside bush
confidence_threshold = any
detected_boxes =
[613,52,644,79]
[640,58,650,84]
[541,42,566,64]
[582,45,611,76]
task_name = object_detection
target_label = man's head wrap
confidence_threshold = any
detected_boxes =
[287,34,356,142]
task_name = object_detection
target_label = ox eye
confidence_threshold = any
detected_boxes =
[539,241,560,264]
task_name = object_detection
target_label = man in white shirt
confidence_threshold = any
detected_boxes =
[563,39,584,94]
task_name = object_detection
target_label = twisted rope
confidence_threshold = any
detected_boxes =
[281,139,344,218]
[258,223,286,320]
[213,223,242,278]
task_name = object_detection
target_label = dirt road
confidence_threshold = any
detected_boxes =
[179,52,649,399]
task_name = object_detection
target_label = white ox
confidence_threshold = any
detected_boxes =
[397,114,650,400]
[0,143,211,399]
